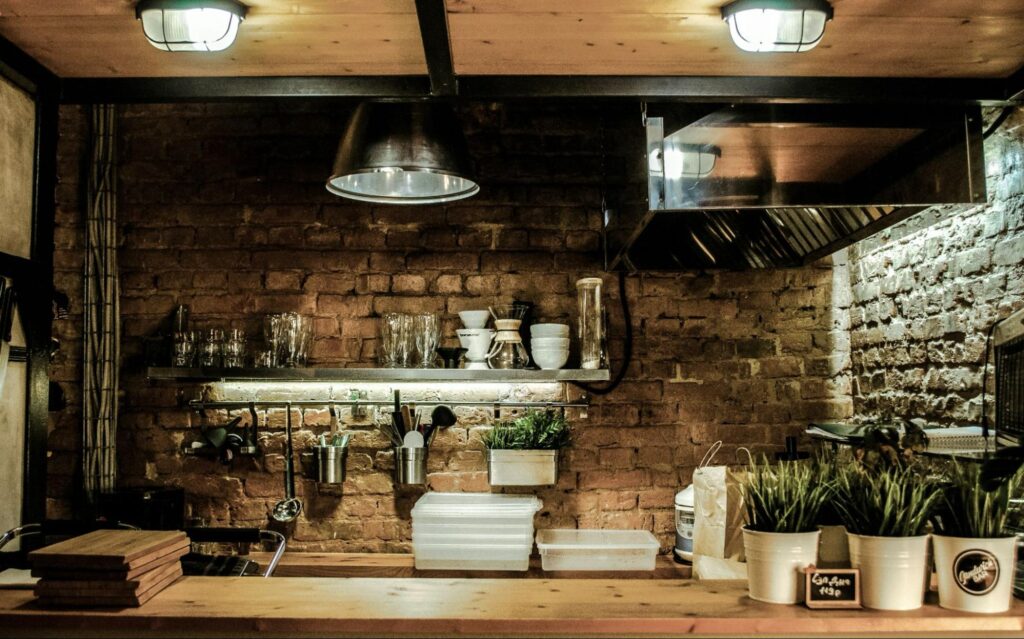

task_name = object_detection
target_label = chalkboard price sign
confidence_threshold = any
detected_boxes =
[804,566,861,609]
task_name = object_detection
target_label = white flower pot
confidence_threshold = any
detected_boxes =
[848,533,929,610]
[742,528,820,604]
[486,449,558,486]
[932,535,1017,613]
[818,525,851,568]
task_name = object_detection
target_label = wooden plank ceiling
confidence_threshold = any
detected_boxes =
[0,0,1022,79]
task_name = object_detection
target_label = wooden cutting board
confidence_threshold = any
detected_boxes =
[34,561,183,598]
[31,541,189,581]
[29,530,188,571]
[36,568,182,608]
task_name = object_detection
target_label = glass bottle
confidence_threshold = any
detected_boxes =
[576,277,604,370]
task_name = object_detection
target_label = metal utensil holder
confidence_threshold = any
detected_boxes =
[315,445,348,484]
[394,446,427,485]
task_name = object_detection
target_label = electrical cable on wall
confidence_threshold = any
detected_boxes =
[82,104,120,502]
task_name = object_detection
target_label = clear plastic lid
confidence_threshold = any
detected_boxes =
[412,492,543,515]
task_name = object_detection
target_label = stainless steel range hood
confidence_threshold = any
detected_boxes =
[605,104,986,270]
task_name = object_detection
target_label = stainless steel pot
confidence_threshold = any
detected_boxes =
[315,445,348,484]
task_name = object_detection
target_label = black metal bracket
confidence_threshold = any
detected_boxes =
[1006,64,1024,103]
[414,0,457,97]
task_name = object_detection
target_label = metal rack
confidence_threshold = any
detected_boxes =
[188,397,591,420]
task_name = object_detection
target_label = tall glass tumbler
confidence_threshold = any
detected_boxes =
[415,313,441,368]
[379,313,403,368]
[576,277,604,370]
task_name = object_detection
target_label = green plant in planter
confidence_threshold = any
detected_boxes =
[933,459,1024,538]
[743,455,833,533]
[833,464,941,537]
[482,410,571,450]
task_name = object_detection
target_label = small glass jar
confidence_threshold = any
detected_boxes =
[576,277,604,369]
[197,329,224,368]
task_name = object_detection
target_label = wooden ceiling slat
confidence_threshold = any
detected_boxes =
[0,13,426,77]
[448,12,1024,78]
[0,1,415,17]
[446,0,1024,19]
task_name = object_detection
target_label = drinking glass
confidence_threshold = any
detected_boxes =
[223,329,247,368]
[414,313,441,368]
[576,277,604,369]
[394,314,415,368]
[281,313,312,367]
[379,313,403,367]
[172,331,196,367]
[198,329,224,368]
[262,314,286,367]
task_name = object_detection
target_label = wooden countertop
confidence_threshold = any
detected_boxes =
[2,576,1023,638]
[248,551,692,579]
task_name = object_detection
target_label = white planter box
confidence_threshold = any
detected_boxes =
[487,449,558,486]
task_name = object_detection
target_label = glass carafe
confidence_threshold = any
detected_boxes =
[487,318,530,369]
[576,277,604,369]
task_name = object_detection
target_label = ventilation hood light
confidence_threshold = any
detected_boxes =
[664,144,721,179]
[136,0,246,52]
[327,102,479,205]
[721,0,833,53]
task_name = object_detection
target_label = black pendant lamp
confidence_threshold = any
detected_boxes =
[326,101,479,205]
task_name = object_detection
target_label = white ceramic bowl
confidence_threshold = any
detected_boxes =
[530,323,570,338]
[531,337,570,350]
[459,310,490,329]
[532,349,569,370]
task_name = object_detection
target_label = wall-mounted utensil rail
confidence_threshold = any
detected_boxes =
[188,397,591,420]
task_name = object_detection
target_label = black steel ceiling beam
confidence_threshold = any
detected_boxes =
[460,75,1011,105]
[60,75,431,103]
[0,33,57,96]
[414,0,457,97]
[58,75,1013,105]
[1006,64,1024,102]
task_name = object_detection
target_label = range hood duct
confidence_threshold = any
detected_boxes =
[606,104,986,271]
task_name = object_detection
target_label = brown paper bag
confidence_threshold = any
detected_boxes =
[692,442,747,580]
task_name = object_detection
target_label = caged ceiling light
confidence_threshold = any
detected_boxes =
[721,0,834,53]
[327,102,480,205]
[136,0,247,52]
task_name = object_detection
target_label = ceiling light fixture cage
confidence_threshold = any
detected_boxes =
[327,101,480,205]
[721,0,834,53]
[136,0,247,52]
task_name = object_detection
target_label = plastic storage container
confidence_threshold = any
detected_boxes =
[536,529,660,572]
[411,493,542,571]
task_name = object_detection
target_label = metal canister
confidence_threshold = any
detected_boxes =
[674,484,695,564]
[394,447,427,485]
[316,445,348,484]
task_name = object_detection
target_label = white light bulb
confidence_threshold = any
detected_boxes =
[723,2,832,53]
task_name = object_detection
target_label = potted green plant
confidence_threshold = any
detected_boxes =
[482,410,570,486]
[932,460,1023,613]
[833,465,941,611]
[741,455,833,604]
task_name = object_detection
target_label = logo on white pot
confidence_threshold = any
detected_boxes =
[953,550,1000,595]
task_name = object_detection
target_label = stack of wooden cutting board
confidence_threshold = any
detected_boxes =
[28,529,189,607]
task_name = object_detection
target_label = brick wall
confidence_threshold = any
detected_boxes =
[49,101,850,551]
[848,109,1024,425]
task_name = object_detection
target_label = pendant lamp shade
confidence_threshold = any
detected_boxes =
[327,102,479,204]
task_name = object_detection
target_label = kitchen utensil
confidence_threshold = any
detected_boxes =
[532,349,569,370]
[458,310,490,329]
[272,404,302,523]
[315,444,347,485]
[436,346,467,368]
[403,431,425,448]
[401,405,414,434]
[430,405,457,429]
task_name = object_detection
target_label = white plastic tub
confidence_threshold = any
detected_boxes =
[411,493,542,572]
[536,529,660,571]
[413,542,532,571]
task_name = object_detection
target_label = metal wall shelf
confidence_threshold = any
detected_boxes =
[146,367,611,384]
